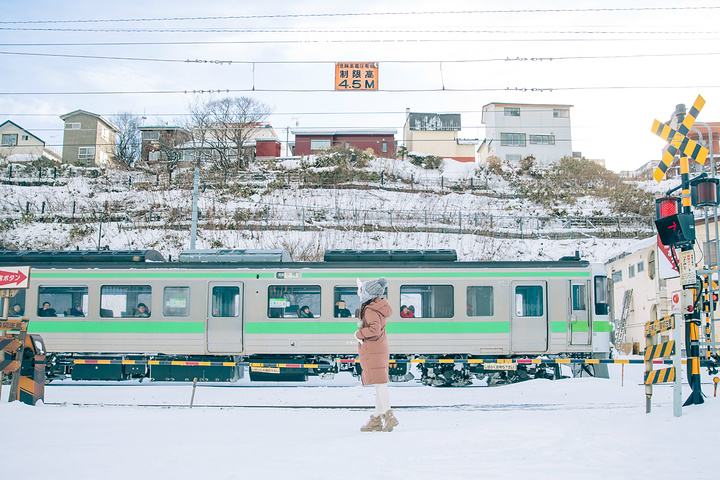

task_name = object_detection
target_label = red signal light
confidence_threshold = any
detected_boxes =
[656,196,681,219]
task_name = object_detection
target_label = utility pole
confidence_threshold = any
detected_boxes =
[190,167,199,250]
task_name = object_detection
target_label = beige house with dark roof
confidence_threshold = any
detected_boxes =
[60,110,120,167]
[0,120,61,163]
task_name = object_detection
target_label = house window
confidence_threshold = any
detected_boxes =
[506,154,522,162]
[78,147,95,160]
[100,125,110,141]
[66,122,81,130]
[21,135,29,141]
[628,265,635,278]
[637,261,645,273]
[504,107,520,116]
[310,139,331,150]
[648,250,656,280]
[149,151,160,161]
[529,135,555,145]
[500,133,526,147]
[382,142,387,153]
[553,109,570,118]
[1,134,18,146]
[612,270,622,283]
[143,131,160,141]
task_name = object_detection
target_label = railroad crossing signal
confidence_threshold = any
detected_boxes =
[651,95,709,183]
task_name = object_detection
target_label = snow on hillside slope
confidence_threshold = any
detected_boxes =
[0,158,658,262]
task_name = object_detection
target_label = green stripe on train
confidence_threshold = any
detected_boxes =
[553,321,612,333]
[32,272,275,279]
[26,319,612,335]
[28,320,205,334]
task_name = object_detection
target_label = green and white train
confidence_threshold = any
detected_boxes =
[0,249,612,386]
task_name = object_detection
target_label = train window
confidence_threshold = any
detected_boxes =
[334,286,360,318]
[164,287,190,317]
[267,285,321,318]
[572,284,587,311]
[514,286,543,317]
[594,276,610,315]
[399,285,454,318]
[100,285,152,318]
[466,286,494,317]
[7,289,26,317]
[38,286,88,317]
[212,286,240,317]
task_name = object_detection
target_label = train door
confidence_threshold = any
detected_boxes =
[569,280,591,345]
[207,282,244,353]
[510,281,548,353]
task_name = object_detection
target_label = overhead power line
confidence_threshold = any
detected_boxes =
[0,36,713,47]
[0,6,717,24]
[1,85,718,96]
[2,26,719,34]
[1,50,719,65]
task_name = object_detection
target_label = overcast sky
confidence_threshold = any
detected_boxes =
[1,0,719,172]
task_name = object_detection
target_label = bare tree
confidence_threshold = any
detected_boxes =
[186,96,273,178]
[113,112,142,169]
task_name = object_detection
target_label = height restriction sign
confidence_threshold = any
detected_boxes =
[335,62,378,90]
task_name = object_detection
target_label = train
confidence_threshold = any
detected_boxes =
[0,249,612,386]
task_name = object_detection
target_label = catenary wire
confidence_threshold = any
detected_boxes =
[1,50,719,65]
[1,85,718,95]
[0,6,717,23]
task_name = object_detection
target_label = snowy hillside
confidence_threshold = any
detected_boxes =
[0,155,667,262]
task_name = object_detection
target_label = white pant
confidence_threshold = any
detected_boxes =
[374,383,391,415]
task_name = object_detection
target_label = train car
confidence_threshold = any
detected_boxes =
[0,249,612,386]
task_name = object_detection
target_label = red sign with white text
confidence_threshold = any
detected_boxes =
[0,267,30,289]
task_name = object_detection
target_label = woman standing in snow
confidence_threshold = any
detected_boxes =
[354,277,399,432]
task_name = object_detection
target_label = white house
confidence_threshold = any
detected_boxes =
[479,102,573,166]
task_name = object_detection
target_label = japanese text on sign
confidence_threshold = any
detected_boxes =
[645,315,675,337]
[335,62,378,91]
[0,267,30,289]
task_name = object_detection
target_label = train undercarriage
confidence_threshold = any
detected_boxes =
[45,352,604,386]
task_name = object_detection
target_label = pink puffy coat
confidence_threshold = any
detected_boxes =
[356,297,392,386]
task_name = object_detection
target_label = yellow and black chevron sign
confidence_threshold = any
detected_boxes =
[652,95,709,183]
[0,336,23,354]
[645,367,676,385]
[0,359,20,374]
[644,340,675,361]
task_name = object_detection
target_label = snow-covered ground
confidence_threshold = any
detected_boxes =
[2,361,717,480]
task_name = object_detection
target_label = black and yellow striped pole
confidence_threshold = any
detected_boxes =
[680,153,705,405]
[668,100,707,407]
